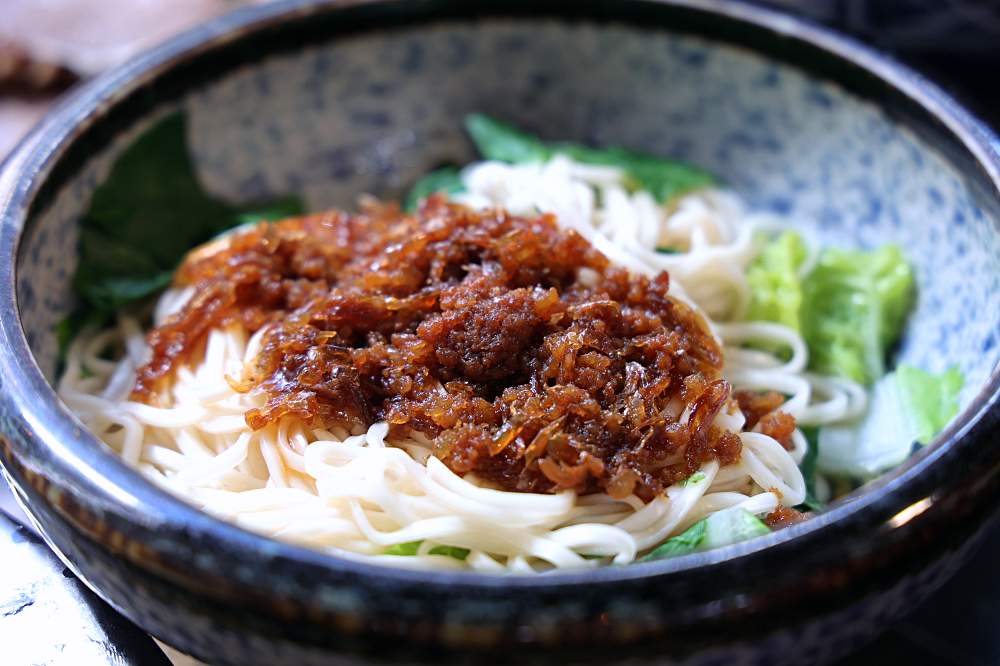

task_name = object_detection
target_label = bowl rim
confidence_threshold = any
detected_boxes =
[0,0,999,594]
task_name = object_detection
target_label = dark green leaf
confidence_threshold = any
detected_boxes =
[797,494,824,513]
[59,110,305,356]
[799,426,820,496]
[795,426,824,512]
[75,271,174,311]
[82,112,236,268]
[655,246,682,255]
[464,113,551,164]
[641,519,707,561]
[404,167,466,212]
[464,114,718,203]
[553,143,717,203]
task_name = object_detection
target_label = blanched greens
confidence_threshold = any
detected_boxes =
[748,232,916,386]
[745,232,963,481]
[642,519,708,560]
[403,166,465,212]
[642,508,770,561]
[802,245,915,385]
[817,364,963,476]
[896,364,964,444]
[793,426,823,510]
[61,111,303,349]
[746,230,808,331]
[383,541,470,560]
[463,113,717,203]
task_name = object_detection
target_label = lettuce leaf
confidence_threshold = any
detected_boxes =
[817,364,963,477]
[896,364,963,444]
[746,231,809,331]
[403,166,465,212]
[702,507,771,549]
[744,232,916,386]
[801,245,915,384]
[641,519,707,561]
[464,113,716,203]
[642,508,769,561]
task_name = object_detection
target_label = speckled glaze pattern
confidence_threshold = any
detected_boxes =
[1,2,999,666]
[20,21,999,401]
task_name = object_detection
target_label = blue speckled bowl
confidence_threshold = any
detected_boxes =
[0,2,998,665]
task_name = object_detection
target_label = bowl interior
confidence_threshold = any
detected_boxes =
[15,17,1000,468]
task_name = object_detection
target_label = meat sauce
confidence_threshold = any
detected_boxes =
[133,197,794,500]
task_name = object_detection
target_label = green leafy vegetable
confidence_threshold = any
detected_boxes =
[383,541,469,560]
[795,426,824,512]
[797,494,824,513]
[817,364,964,477]
[463,113,717,203]
[681,471,706,487]
[555,143,718,203]
[464,114,551,164]
[383,541,421,556]
[896,364,963,444]
[655,246,682,255]
[801,245,915,384]
[60,111,304,352]
[746,231,809,331]
[427,545,471,560]
[702,507,771,549]
[403,166,466,212]
[642,518,707,560]
[745,234,916,386]
[642,508,770,561]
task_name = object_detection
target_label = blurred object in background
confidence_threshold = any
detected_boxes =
[0,40,76,94]
[0,0,255,156]
[760,0,1000,54]
[756,0,1000,124]
[0,0,234,76]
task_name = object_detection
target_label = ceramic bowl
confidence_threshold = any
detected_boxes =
[0,1,998,665]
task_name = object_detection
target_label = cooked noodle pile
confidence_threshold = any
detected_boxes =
[59,155,865,572]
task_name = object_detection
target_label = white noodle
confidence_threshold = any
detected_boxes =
[60,157,863,572]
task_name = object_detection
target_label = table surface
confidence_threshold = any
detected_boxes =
[1,2,999,664]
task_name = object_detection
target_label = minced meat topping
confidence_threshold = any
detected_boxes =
[132,197,785,500]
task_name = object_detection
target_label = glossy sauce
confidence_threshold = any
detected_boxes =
[132,197,786,500]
